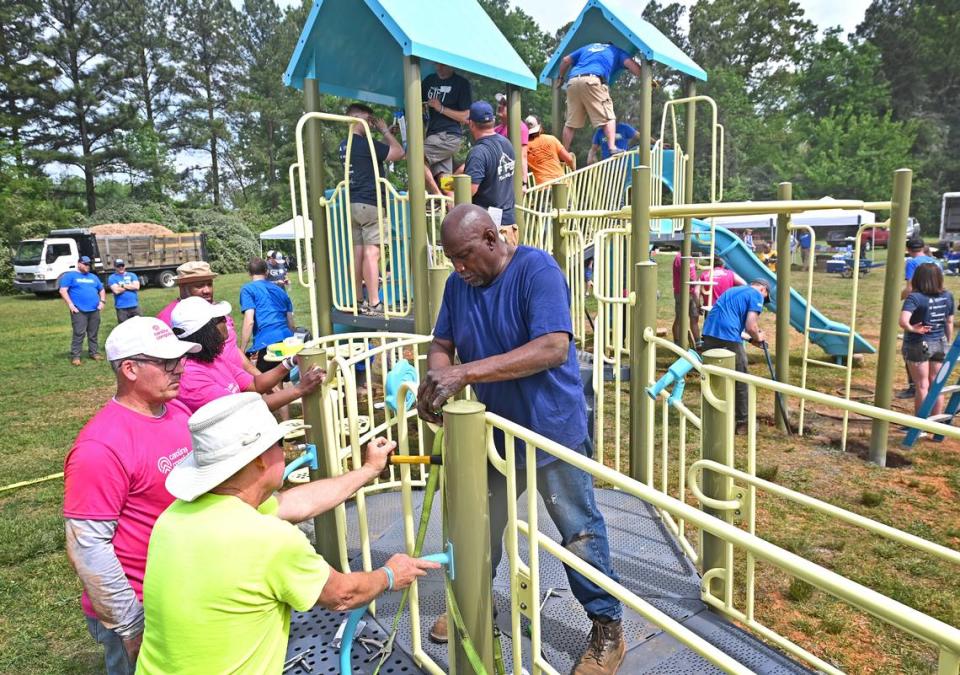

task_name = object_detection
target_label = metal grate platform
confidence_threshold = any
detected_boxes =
[289,489,814,674]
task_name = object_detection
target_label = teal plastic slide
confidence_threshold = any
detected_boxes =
[690,219,874,356]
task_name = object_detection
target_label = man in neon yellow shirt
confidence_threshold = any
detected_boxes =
[137,393,439,674]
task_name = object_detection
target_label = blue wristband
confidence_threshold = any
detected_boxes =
[381,565,394,591]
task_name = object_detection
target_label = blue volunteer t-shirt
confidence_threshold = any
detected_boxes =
[239,279,294,353]
[799,232,811,249]
[59,271,103,312]
[905,255,939,281]
[592,122,638,159]
[107,271,139,309]
[703,286,765,342]
[339,135,390,206]
[465,134,516,226]
[422,72,472,137]
[902,291,955,344]
[433,247,587,467]
[568,43,633,82]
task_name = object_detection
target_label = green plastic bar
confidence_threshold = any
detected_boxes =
[700,348,735,599]
[774,182,792,431]
[870,168,913,466]
[403,56,431,337]
[443,400,495,673]
[303,79,333,337]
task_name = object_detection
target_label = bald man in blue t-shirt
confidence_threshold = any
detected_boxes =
[418,204,625,673]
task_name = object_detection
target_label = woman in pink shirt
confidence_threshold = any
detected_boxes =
[171,297,323,412]
[699,259,745,309]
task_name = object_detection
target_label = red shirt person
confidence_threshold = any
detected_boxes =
[63,317,201,673]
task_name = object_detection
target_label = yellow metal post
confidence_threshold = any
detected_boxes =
[631,261,658,485]
[700,348,735,599]
[443,400,495,674]
[774,182,792,431]
[304,79,333,337]
[551,83,562,136]
[403,57,431,337]
[639,60,653,169]
[870,169,913,466]
[507,86,525,243]
[551,181,569,274]
[298,347,341,564]
[680,79,697,350]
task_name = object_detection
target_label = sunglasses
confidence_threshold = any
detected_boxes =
[129,356,184,373]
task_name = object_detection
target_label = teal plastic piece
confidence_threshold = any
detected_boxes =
[285,0,537,103]
[283,444,318,481]
[540,0,707,85]
[646,350,701,406]
[385,360,418,414]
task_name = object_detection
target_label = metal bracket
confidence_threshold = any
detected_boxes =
[731,484,752,525]
[515,570,534,618]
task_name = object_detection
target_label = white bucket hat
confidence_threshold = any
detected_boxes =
[105,316,200,361]
[171,296,231,338]
[166,393,300,502]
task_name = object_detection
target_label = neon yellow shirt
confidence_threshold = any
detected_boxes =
[137,494,330,674]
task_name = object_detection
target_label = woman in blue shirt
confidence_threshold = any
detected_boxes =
[900,263,955,416]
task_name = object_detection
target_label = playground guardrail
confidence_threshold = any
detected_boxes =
[639,328,960,673]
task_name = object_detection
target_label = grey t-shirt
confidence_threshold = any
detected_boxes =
[465,134,516,226]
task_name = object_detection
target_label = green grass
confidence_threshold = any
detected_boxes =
[0,275,314,673]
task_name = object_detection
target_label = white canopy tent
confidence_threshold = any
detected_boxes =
[258,217,310,257]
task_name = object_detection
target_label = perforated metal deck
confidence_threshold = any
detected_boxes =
[287,489,815,674]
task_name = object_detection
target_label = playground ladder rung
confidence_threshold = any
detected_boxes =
[927,413,956,422]
[807,327,851,337]
[803,357,848,371]
[940,385,960,395]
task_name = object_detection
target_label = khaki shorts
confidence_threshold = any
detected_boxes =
[424,131,462,177]
[499,225,519,246]
[564,76,615,129]
[350,203,383,246]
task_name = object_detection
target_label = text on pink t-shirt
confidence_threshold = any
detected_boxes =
[176,353,256,412]
[63,399,193,618]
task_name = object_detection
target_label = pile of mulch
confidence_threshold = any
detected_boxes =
[89,223,174,236]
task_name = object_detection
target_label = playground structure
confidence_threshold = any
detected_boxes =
[275,0,960,673]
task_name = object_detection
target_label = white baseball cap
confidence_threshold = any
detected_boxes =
[166,393,300,501]
[171,296,232,338]
[105,316,201,361]
[524,115,541,134]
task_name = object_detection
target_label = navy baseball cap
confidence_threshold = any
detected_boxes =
[469,101,495,124]
[79,255,92,264]
[114,258,125,266]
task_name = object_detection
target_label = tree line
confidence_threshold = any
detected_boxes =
[0,0,956,288]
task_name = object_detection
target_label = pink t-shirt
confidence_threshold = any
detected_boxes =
[672,254,696,295]
[176,354,256,412]
[495,121,529,145]
[158,298,245,366]
[699,267,737,305]
[63,399,193,618]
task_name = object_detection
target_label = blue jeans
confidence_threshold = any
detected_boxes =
[488,437,622,621]
[85,616,134,675]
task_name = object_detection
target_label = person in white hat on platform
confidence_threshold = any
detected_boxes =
[63,317,201,674]
[137,393,440,674]
[171,296,324,413]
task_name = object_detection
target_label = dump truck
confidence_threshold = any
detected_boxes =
[12,227,207,295]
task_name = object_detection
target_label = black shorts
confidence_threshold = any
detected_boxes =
[252,349,291,381]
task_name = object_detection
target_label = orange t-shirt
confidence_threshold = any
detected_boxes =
[527,134,567,185]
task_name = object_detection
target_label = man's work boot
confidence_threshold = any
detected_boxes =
[90,354,104,361]
[429,612,448,644]
[572,617,625,675]
[71,358,81,366]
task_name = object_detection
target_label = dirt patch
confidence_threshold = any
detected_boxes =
[833,435,914,468]
[89,222,173,236]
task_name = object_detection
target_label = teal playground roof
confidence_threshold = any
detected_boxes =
[284,0,537,106]
[540,0,707,85]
